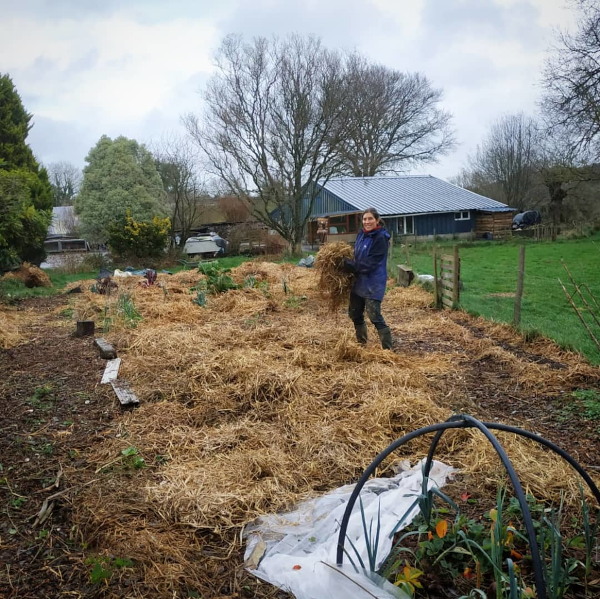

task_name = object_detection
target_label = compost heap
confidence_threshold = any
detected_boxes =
[45,261,598,597]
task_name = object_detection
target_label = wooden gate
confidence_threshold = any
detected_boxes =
[434,246,460,309]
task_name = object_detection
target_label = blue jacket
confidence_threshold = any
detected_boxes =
[349,226,390,301]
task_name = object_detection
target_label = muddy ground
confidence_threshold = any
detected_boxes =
[0,292,599,599]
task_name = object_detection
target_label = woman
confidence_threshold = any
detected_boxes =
[343,207,393,349]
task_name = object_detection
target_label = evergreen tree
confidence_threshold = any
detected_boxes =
[75,136,167,242]
[0,74,53,270]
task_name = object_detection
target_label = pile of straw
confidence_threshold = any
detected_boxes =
[314,242,355,311]
[58,261,599,598]
[0,309,23,348]
[2,262,52,287]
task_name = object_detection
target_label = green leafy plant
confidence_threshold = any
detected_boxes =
[10,496,27,509]
[120,446,146,469]
[86,555,134,585]
[380,485,598,599]
[578,485,600,583]
[572,389,600,420]
[116,293,142,328]
[27,384,54,409]
[537,504,581,599]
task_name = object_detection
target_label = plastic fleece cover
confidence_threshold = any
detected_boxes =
[243,459,455,599]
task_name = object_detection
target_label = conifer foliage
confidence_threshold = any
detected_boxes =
[0,74,53,270]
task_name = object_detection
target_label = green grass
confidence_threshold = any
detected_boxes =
[392,233,600,365]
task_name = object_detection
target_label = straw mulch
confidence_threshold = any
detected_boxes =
[0,308,25,348]
[1,262,52,287]
[60,262,599,598]
[314,241,355,311]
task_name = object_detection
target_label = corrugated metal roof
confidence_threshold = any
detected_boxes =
[320,175,513,216]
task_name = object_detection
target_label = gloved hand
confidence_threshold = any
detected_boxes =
[341,259,356,274]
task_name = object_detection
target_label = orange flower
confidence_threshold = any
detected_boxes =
[435,519,449,538]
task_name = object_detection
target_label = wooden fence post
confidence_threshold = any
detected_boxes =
[452,245,460,307]
[433,248,441,309]
[513,245,526,326]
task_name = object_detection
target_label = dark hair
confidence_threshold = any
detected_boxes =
[362,207,384,227]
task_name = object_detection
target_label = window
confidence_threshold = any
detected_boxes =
[328,215,351,234]
[454,211,470,221]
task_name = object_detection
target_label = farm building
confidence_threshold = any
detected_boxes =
[44,206,90,253]
[306,175,515,244]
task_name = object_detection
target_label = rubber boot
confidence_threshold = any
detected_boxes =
[378,327,393,350]
[354,323,368,345]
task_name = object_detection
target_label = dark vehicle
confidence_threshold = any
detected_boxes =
[512,210,541,230]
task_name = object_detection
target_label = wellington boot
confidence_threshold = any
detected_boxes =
[354,323,368,344]
[378,326,393,350]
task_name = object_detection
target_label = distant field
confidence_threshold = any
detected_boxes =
[391,233,600,365]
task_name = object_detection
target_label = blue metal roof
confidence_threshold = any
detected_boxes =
[317,175,513,216]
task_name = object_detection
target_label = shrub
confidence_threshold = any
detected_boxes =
[108,211,170,262]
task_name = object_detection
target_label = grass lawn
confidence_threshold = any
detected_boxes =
[392,233,600,365]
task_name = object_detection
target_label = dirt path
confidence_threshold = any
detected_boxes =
[1,295,118,598]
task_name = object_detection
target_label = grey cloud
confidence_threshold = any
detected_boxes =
[27,115,96,169]
[216,0,394,52]
[420,0,544,55]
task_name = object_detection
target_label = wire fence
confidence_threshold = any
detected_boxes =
[391,240,600,364]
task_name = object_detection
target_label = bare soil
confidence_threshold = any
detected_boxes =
[1,293,599,598]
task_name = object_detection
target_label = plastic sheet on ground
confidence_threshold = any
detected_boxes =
[297,255,315,268]
[243,459,455,599]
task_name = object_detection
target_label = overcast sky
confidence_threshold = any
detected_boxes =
[1,0,577,181]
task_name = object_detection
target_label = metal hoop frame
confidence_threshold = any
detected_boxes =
[335,414,600,599]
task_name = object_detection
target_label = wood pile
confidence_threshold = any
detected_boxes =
[474,211,514,239]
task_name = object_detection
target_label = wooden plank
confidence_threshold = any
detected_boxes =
[441,272,454,281]
[94,338,117,359]
[441,254,454,262]
[110,379,139,406]
[441,280,454,291]
[442,296,454,309]
[101,358,122,384]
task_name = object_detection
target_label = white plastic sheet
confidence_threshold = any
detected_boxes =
[243,459,455,599]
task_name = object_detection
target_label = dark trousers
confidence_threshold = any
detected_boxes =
[348,293,388,330]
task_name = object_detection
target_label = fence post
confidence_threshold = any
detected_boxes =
[452,245,460,306]
[513,245,526,326]
[433,247,441,309]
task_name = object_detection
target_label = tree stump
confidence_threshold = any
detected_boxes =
[75,321,95,337]
[397,265,415,287]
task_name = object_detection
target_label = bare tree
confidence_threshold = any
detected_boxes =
[465,113,539,210]
[541,0,600,160]
[47,161,82,206]
[152,136,211,247]
[184,34,349,254]
[340,54,455,176]
[217,195,251,223]
[536,128,596,228]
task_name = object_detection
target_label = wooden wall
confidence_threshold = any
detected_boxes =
[474,211,515,239]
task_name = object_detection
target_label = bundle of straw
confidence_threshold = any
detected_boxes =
[314,242,354,312]
[2,262,52,288]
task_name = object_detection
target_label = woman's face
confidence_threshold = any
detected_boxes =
[362,212,378,232]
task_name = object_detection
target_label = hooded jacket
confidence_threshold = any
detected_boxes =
[349,226,391,301]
